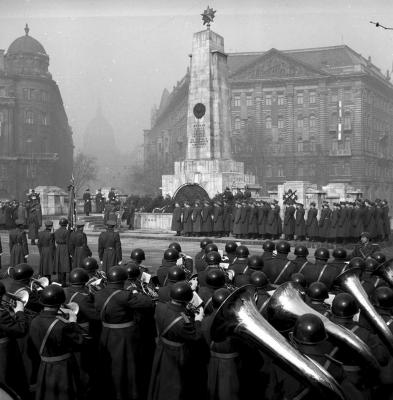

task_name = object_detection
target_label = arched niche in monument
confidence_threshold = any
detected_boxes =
[173,183,210,204]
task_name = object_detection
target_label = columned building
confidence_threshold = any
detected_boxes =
[144,45,393,203]
[0,25,73,199]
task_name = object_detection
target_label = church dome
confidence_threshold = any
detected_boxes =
[7,24,47,56]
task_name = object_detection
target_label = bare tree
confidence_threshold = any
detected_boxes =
[72,152,97,195]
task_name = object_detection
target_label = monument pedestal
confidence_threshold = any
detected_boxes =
[162,159,255,198]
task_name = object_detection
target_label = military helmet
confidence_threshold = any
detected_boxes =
[0,281,5,298]
[307,282,328,301]
[314,248,329,261]
[81,257,99,272]
[40,284,66,307]
[163,248,179,262]
[363,258,378,272]
[248,255,264,270]
[170,281,193,303]
[126,264,141,279]
[225,241,238,254]
[167,266,186,283]
[205,251,222,266]
[59,217,68,226]
[236,245,249,258]
[276,241,291,254]
[349,257,366,271]
[263,240,275,252]
[331,293,359,318]
[69,268,89,285]
[212,288,231,309]
[205,243,218,254]
[169,242,182,253]
[293,313,327,344]
[13,263,34,281]
[131,248,145,262]
[206,269,226,289]
[200,238,213,249]
[373,286,393,309]
[107,266,128,283]
[372,252,386,265]
[250,271,269,288]
[332,248,347,260]
[294,245,309,257]
[291,273,307,289]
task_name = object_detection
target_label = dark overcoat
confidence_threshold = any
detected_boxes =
[54,226,71,274]
[38,229,56,275]
[351,207,364,239]
[69,230,91,269]
[318,207,331,238]
[192,206,203,234]
[232,207,242,235]
[306,208,319,238]
[27,203,42,240]
[213,205,224,232]
[266,205,280,236]
[248,206,258,235]
[182,207,193,234]
[201,205,213,233]
[294,208,306,237]
[171,207,183,232]
[283,205,295,236]
[9,227,28,267]
[98,229,122,273]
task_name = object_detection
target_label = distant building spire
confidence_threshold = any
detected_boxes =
[24,23,30,36]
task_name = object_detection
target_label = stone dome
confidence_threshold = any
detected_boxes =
[7,25,47,56]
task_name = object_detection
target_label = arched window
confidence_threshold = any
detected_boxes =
[344,137,351,152]
[265,164,272,177]
[278,117,284,129]
[277,164,284,177]
[266,116,272,129]
[234,117,241,130]
[25,110,34,124]
[297,116,303,129]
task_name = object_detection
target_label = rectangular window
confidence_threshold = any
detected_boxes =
[246,95,253,107]
[25,111,34,124]
[297,118,304,129]
[344,90,352,101]
[278,118,284,129]
[265,95,272,106]
[297,141,303,152]
[41,112,50,126]
[310,116,316,128]
[23,88,29,100]
[309,92,316,104]
[29,89,35,100]
[297,92,303,105]
[266,117,272,129]
[277,94,284,105]
[234,96,241,107]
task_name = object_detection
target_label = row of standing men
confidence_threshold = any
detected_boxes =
[172,198,391,242]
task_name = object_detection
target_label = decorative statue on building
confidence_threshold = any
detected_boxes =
[201,6,216,28]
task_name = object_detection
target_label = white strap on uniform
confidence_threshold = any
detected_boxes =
[274,261,291,284]
[316,264,328,282]
[298,261,308,274]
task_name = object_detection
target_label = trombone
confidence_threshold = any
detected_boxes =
[1,290,30,314]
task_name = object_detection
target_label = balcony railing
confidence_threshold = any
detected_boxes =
[329,148,351,156]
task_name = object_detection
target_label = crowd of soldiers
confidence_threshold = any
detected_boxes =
[0,190,43,245]
[172,196,391,243]
[1,216,393,399]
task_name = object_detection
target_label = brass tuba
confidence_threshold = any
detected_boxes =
[264,282,380,373]
[211,286,346,400]
[336,267,393,355]
[373,258,393,288]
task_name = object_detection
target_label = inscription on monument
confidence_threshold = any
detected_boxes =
[190,123,208,148]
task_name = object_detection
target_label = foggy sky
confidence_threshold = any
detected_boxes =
[0,0,393,152]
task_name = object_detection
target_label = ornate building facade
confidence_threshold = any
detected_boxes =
[0,25,73,199]
[144,45,393,202]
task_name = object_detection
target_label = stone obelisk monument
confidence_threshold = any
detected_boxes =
[162,7,255,198]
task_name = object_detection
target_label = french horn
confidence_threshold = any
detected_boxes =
[211,286,346,400]
[336,267,393,355]
[264,281,380,373]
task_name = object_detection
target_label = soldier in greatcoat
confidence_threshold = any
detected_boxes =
[27,199,42,245]
[98,220,122,274]
[363,200,377,240]
[306,202,319,242]
[69,221,92,269]
[258,201,270,239]
[318,202,331,242]
[336,201,348,243]
[95,266,154,400]
[294,203,306,241]
[266,199,280,240]
[201,200,213,236]
[83,188,92,216]
[248,201,258,239]
[375,200,385,242]
[240,201,250,239]
[54,217,71,286]
[171,201,183,236]
[95,189,105,213]
[222,200,232,237]
[283,202,296,241]
[182,201,193,237]
[351,202,364,242]
[12,200,27,227]
[37,220,56,280]
[191,200,203,237]
[212,200,224,237]
[9,219,29,267]
[232,202,242,238]
[328,203,340,242]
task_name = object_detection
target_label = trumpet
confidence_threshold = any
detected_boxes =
[1,290,30,313]
[30,277,50,292]
[57,302,79,321]
[141,281,159,299]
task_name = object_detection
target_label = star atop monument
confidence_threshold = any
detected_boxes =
[201,6,216,29]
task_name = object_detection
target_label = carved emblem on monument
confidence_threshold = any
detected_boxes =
[193,103,206,119]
